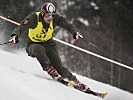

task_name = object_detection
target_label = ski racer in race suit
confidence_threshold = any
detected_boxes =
[10,2,84,86]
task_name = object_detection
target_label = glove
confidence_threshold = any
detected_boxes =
[9,34,19,44]
[73,32,83,40]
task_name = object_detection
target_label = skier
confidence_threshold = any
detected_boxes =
[9,2,108,98]
[10,2,86,90]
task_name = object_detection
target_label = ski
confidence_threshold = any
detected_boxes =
[58,79,108,99]
[11,67,108,99]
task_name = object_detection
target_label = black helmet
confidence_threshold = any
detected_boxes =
[41,2,56,14]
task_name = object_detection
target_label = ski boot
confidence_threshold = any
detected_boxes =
[67,79,90,92]
[44,66,63,81]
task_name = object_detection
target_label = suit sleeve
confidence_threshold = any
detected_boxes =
[54,15,78,34]
[12,13,37,37]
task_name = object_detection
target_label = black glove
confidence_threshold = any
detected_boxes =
[9,34,19,44]
[73,32,83,40]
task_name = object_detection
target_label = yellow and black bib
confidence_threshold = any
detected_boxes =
[28,12,54,42]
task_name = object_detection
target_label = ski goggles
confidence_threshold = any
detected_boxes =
[44,13,55,19]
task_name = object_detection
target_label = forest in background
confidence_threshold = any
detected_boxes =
[0,0,133,93]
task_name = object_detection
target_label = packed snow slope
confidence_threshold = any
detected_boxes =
[0,49,133,100]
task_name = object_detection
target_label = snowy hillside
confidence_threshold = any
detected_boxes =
[0,49,133,100]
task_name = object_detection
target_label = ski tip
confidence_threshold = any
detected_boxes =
[101,92,108,99]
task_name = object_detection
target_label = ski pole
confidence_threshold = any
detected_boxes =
[81,38,133,66]
[0,41,11,45]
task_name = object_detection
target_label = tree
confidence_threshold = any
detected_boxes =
[59,0,133,93]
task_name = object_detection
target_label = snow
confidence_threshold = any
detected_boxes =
[0,49,133,100]
[77,17,89,26]
[90,2,99,10]
[29,1,35,7]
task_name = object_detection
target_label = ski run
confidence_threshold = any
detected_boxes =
[0,49,133,100]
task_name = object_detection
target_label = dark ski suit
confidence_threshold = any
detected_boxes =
[13,12,78,81]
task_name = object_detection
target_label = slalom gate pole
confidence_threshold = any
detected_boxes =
[1,15,133,71]
[0,16,18,45]
[0,16,20,25]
